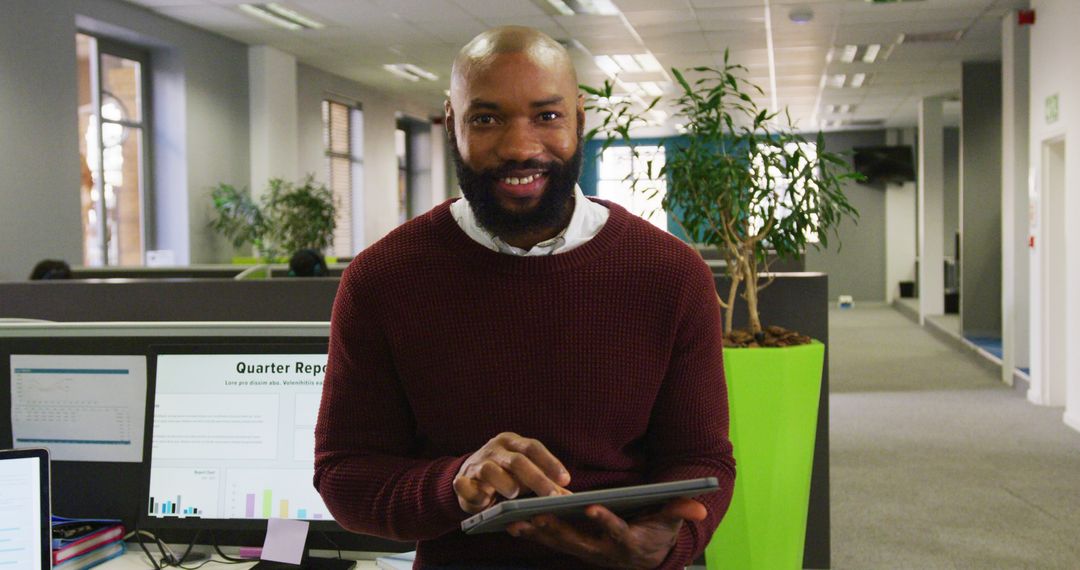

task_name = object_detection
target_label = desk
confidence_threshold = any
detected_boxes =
[100,549,381,569]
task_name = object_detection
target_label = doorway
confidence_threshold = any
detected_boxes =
[1037,138,1066,406]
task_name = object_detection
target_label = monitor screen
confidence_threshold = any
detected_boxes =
[0,448,51,570]
[144,344,333,527]
[852,145,916,184]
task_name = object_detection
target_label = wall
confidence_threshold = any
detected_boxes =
[804,130,888,302]
[296,64,438,254]
[1029,0,1080,431]
[0,0,250,278]
[943,128,961,259]
[960,61,1004,338]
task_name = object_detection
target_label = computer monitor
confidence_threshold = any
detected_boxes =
[142,342,336,531]
[0,447,52,570]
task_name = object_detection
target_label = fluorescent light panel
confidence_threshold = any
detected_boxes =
[612,54,641,73]
[596,53,663,76]
[383,64,439,82]
[238,3,324,30]
[862,44,881,63]
[850,73,867,88]
[594,55,621,77]
[544,0,575,16]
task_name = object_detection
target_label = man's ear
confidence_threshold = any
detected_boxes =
[444,99,455,139]
[576,93,586,136]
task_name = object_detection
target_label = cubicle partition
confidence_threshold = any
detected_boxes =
[2,273,831,567]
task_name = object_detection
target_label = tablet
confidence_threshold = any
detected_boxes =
[461,477,719,534]
[0,448,51,570]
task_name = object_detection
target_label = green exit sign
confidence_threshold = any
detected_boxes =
[1046,94,1060,125]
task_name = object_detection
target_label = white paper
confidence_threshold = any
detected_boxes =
[261,517,309,565]
[10,355,147,462]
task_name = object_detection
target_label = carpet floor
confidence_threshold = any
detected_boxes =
[829,305,1080,569]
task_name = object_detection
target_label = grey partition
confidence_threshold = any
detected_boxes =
[0,279,340,321]
[69,263,349,279]
[714,272,830,570]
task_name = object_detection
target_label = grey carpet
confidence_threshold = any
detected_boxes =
[829,305,1080,569]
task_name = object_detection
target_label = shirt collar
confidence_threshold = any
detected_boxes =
[450,185,609,256]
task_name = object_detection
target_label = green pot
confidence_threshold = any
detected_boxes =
[706,340,825,570]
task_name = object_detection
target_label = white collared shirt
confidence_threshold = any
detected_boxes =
[450,185,610,256]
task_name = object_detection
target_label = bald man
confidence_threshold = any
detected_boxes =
[315,27,735,568]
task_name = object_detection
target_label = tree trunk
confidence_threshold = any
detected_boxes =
[725,275,740,334]
[743,254,763,334]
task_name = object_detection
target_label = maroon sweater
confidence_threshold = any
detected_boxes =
[314,199,734,568]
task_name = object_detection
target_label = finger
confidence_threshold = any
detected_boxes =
[585,505,631,542]
[477,460,523,499]
[495,450,567,498]
[659,498,707,524]
[504,437,571,487]
[453,476,495,513]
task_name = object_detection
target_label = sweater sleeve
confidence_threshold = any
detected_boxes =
[646,256,737,569]
[313,263,469,541]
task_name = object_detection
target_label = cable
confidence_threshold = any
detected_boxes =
[209,530,249,563]
[130,529,164,569]
[319,530,344,559]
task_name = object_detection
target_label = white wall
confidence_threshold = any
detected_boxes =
[249,46,298,196]
[1029,0,1080,432]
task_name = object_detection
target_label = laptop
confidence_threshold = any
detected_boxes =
[0,448,52,569]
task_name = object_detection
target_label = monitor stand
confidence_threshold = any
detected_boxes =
[250,555,355,570]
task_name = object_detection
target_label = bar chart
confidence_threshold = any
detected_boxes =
[147,467,219,518]
[226,467,332,521]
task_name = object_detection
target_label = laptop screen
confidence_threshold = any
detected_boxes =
[0,448,51,570]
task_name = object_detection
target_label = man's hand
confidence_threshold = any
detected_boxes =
[505,498,707,569]
[453,432,572,514]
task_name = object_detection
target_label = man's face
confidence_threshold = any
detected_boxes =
[447,51,585,238]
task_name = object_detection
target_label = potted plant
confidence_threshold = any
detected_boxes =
[585,52,862,570]
[210,174,336,264]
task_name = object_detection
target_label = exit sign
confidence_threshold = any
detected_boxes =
[1046,94,1059,124]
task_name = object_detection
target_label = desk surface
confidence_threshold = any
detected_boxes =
[101,550,380,569]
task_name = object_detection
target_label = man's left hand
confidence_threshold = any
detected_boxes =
[505,498,706,569]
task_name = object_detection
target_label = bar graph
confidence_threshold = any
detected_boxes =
[226,467,332,521]
[147,467,219,518]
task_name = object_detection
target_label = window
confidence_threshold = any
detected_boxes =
[322,99,363,256]
[597,145,667,232]
[751,142,819,243]
[76,33,150,266]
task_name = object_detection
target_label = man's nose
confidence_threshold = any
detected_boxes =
[497,120,544,163]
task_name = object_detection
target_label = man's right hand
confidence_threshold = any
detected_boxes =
[453,432,572,514]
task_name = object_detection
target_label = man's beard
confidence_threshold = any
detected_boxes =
[450,133,584,242]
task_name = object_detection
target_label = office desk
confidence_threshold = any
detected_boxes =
[101,550,381,568]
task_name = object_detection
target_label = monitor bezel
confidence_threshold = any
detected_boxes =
[0,447,51,570]
[140,341,339,532]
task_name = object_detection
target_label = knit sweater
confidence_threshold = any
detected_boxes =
[314,198,735,568]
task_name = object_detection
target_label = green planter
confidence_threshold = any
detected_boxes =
[706,340,825,570]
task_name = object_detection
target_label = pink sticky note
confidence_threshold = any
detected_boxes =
[261,518,309,565]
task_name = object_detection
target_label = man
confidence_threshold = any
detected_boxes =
[314,26,734,568]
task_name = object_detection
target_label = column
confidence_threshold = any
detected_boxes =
[1001,12,1030,386]
[918,98,946,321]
[249,45,298,197]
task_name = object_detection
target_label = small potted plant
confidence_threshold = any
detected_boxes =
[585,51,862,570]
[210,174,336,264]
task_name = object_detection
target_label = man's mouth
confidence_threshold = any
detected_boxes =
[495,172,548,198]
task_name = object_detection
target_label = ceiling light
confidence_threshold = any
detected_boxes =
[840,104,854,113]
[826,74,847,88]
[839,45,858,63]
[641,82,664,97]
[789,7,814,24]
[544,0,575,16]
[383,64,439,82]
[634,53,664,73]
[849,73,867,88]
[862,44,881,63]
[238,3,324,30]
[612,54,641,73]
[594,55,621,77]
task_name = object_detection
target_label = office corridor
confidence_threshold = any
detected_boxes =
[828,305,1080,569]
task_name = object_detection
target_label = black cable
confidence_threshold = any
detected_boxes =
[209,530,249,563]
[319,530,344,559]
[174,529,203,565]
[133,528,163,569]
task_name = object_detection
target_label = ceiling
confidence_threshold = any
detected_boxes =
[123,0,1030,133]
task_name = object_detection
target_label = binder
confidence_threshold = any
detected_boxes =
[52,515,125,566]
[53,540,126,570]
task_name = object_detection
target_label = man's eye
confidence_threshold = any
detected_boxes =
[539,111,560,121]
[471,115,496,125]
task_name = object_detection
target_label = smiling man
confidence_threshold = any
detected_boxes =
[314,26,735,569]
